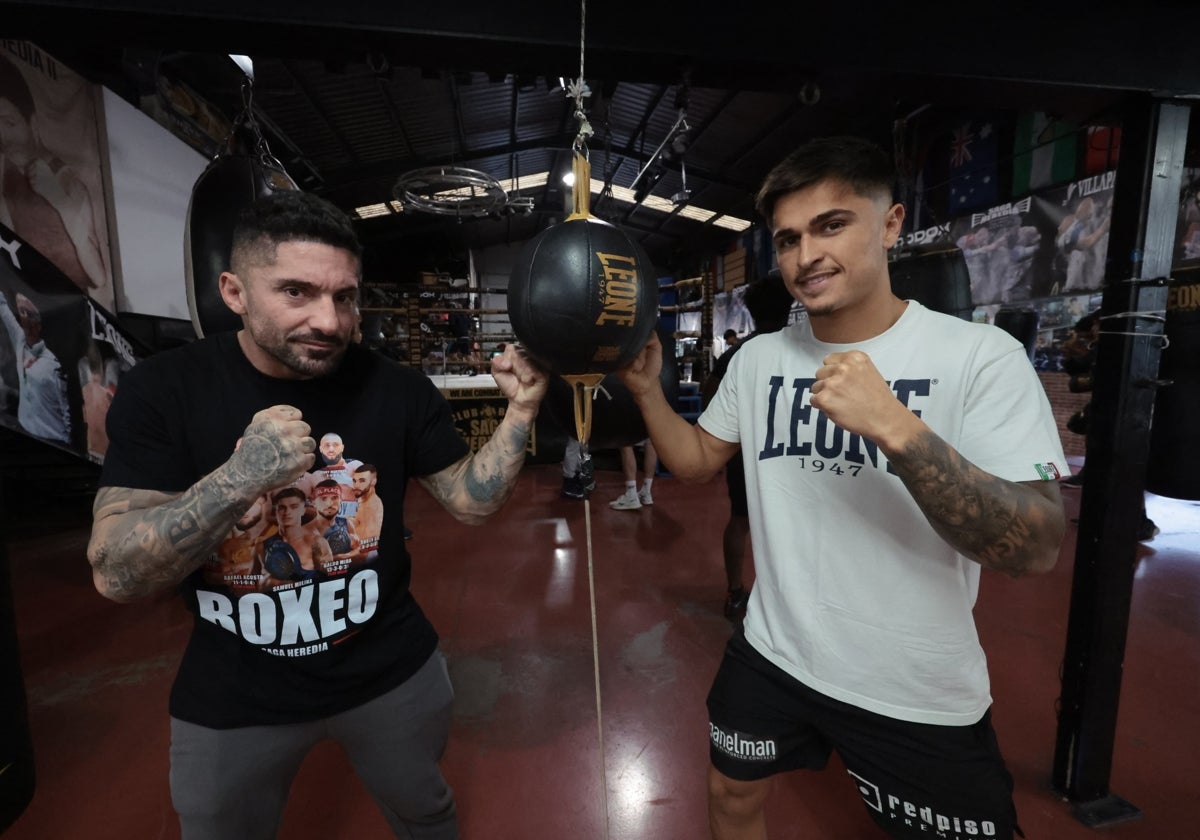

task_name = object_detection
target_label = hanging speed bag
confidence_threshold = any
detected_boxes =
[184,154,298,338]
[1146,269,1200,500]
[508,216,659,376]
[546,327,680,450]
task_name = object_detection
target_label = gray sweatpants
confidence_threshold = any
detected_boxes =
[169,651,458,840]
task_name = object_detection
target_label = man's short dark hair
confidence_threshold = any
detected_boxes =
[272,486,307,507]
[231,190,362,273]
[755,136,896,226]
[723,329,738,341]
[744,269,795,332]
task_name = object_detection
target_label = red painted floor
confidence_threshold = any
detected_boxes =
[5,462,1199,839]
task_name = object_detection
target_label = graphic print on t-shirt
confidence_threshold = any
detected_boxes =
[201,431,386,656]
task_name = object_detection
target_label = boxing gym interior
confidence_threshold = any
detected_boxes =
[2,4,1199,839]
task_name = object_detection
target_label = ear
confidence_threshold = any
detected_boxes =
[881,202,905,249]
[219,271,248,316]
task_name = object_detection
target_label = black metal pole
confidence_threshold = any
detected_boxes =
[1051,97,1188,826]
[0,474,38,832]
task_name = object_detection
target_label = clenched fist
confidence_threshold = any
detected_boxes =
[810,351,921,451]
[229,405,316,491]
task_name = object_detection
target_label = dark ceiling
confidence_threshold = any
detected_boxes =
[5,1,1200,279]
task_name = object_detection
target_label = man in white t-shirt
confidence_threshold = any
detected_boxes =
[619,136,1067,840]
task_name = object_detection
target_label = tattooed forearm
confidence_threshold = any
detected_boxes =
[420,415,533,524]
[87,468,264,602]
[887,429,1065,577]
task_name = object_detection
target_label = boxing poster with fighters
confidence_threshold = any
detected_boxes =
[898,170,1117,307]
[0,41,114,310]
[0,219,144,461]
[1174,168,1200,268]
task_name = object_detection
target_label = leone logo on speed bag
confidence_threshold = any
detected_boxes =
[507,154,658,377]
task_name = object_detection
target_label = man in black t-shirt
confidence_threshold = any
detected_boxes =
[87,190,547,840]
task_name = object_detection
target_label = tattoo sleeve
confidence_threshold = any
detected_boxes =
[87,465,265,602]
[886,429,1066,577]
[419,411,533,524]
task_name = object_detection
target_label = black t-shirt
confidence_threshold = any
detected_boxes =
[100,332,469,727]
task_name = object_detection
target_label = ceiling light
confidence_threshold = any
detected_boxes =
[355,202,393,219]
[562,171,576,187]
[228,54,254,79]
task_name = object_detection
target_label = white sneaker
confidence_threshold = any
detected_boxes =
[638,487,654,506]
[609,490,642,510]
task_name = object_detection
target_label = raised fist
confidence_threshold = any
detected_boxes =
[229,405,316,491]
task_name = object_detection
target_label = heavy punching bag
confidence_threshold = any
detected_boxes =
[185,83,298,339]
[888,245,974,321]
[508,152,659,445]
[1147,268,1200,499]
[994,307,1040,364]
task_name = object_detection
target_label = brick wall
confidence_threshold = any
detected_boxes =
[1038,371,1090,458]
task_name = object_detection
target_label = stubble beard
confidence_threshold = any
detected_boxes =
[251,318,348,378]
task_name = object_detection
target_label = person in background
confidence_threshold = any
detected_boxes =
[561,436,596,500]
[609,439,659,510]
[0,287,70,443]
[700,270,796,621]
[1059,310,1158,540]
[619,136,1067,840]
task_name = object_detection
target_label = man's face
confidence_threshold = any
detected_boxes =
[314,492,340,518]
[275,495,305,528]
[771,178,903,321]
[320,436,344,464]
[221,240,360,379]
[14,294,40,344]
[0,99,35,166]
[352,471,375,498]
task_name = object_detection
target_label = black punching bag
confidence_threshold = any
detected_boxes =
[888,245,974,321]
[0,529,35,832]
[508,154,658,377]
[994,307,1039,363]
[546,327,680,450]
[185,124,298,338]
[508,152,659,447]
[1147,269,1200,499]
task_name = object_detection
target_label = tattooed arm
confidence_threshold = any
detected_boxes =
[418,344,547,524]
[885,432,1065,577]
[87,405,317,602]
[811,350,1066,578]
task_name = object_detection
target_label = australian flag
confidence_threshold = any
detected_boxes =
[947,117,999,214]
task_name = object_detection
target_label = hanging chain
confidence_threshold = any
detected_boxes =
[222,74,286,172]
[568,0,593,152]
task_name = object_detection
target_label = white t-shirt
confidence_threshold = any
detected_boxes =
[700,301,1068,726]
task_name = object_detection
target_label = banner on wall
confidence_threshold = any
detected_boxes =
[139,70,233,160]
[0,220,145,463]
[895,170,1116,307]
[0,40,114,311]
[1174,167,1200,268]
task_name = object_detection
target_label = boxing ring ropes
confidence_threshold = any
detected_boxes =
[358,270,712,390]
